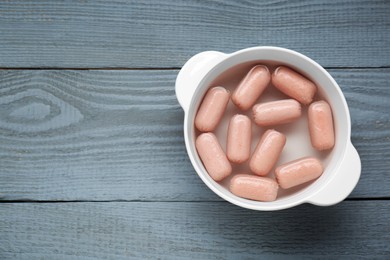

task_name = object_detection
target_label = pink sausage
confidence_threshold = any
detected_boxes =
[253,99,302,126]
[227,114,252,163]
[250,130,286,176]
[196,133,232,181]
[230,174,279,202]
[275,157,323,189]
[195,86,230,132]
[272,66,317,105]
[308,100,335,150]
[232,65,271,111]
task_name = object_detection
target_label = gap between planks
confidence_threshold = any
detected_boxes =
[0,197,389,203]
[0,66,390,70]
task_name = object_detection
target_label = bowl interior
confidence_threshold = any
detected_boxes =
[185,47,350,210]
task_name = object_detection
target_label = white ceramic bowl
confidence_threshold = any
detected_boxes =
[175,46,361,211]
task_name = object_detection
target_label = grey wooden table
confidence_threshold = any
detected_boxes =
[1,1,389,259]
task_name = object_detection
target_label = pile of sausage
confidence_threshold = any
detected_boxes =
[195,65,335,202]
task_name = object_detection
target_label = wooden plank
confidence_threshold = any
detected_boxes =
[0,0,389,68]
[0,201,389,258]
[0,69,389,201]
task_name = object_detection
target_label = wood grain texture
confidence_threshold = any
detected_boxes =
[0,201,389,259]
[0,0,389,68]
[0,69,389,201]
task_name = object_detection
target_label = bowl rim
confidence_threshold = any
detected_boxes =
[183,46,351,210]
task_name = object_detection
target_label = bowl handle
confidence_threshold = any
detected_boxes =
[176,51,227,112]
[307,142,361,206]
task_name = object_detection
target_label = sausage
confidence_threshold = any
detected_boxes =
[308,100,335,150]
[232,65,271,111]
[195,86,230,132]
[230,174,279,202]
[275,157,323,189]
[272,66,317,105]
[196,133,232,181]
[227,114,252,163]
[250,129,286,176]
[253,99,301,126]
